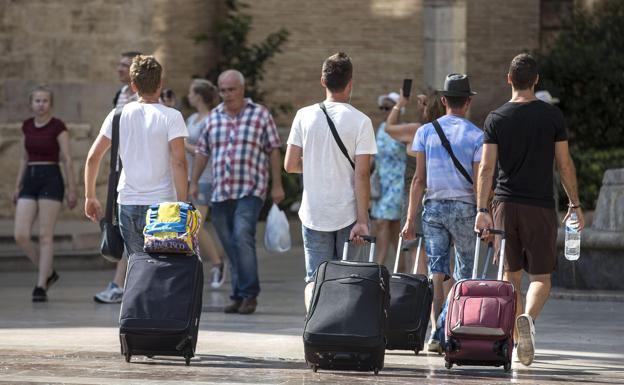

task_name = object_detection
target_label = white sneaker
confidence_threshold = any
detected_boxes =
[516,313,536,366]
[94,282,124,304]
[427,335,442,354]
[210,263,226,289]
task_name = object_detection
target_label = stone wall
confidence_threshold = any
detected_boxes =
[555,169,624,290]
[244,0,426,127]
[247,0,544,127]
[465,0,541,126]
[0,0,578,219]
[0,0,218,219]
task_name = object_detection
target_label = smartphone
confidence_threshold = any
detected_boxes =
[402,78,413,98]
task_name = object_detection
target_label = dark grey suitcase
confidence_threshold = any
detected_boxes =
[119,252,203,365]
[385,235,433,353]
[303,236,390,375]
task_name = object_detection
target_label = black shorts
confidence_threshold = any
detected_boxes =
[19,164,64,202]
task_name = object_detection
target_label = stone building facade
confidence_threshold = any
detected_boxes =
[0,0,580,219]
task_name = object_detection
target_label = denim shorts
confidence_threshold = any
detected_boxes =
[118,204,150,255]
[422,199,476,281]
[302,223,354,283]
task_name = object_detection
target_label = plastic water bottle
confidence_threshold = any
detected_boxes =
[564,212,581,261]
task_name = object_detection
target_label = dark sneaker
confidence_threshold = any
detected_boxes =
[238,297,258,315]
[46,270,59,290]
[94,282,123,304]
[210,263,226,289]
[224,299,243,314]
[32,286,47,302]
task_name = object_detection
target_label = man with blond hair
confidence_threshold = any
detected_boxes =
[85,55,188,260]
[191,69,284,315]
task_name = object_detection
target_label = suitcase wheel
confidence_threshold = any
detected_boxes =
[146,355,154,359]
[185,355,191,366]
[312,365,318,373]
[504,361,511,372]
[445,361,452,370]
[124,353,131,363]
[374,368,379,375]
[414,349,419,356]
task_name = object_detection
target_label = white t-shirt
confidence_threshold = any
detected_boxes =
[287,102,377,231]
[100,102,188,205]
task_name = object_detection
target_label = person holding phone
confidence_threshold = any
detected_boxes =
[370,92,404,266]
[385,86,445,274]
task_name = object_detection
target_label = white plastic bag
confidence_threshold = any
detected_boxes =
[264,203,291,253]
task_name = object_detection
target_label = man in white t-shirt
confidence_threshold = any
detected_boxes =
[84,55,188,258]
[284,52,377,309]
[90,50,142,305]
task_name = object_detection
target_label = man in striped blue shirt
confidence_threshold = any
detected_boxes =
[401,74,483,352]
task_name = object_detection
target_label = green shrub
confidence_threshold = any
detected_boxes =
[194,0,291,117]
[558,148,624,210]
[537,0,624,150]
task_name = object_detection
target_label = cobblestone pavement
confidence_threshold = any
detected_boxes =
[0,244,623,384]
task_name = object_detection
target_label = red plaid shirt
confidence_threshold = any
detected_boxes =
[196,99,281,202]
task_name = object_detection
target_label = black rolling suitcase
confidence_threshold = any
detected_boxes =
[119,252,204,365]
[303,236,390,375]
[385,234,433,354]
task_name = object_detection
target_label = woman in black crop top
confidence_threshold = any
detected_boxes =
[13,85,77,302]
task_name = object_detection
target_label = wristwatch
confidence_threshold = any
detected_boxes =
[477,208,489,213]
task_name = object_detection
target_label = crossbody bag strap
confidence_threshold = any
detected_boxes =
[432,119,473,185]
[319,102,355,170]
[104,108,123,223]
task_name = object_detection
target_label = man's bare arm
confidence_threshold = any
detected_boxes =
[84,133,111,222]
[555,141,580,206]
[405,151,426,225]
[474,143,497,234]
[476,144,497,209]
[284,144,303,173]
[555,140,585,230]
[269,148,285,204]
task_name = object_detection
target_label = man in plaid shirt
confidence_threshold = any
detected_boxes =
[191,69,284,315]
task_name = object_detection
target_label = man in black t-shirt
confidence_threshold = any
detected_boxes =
[474,53,585,367]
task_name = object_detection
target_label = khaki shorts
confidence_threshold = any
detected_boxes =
[492,201,558,275]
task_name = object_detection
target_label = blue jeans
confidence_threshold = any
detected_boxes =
[118,204,150,255]
[302,223,354,283]
[211,196,263,300]
[422,199,476,281]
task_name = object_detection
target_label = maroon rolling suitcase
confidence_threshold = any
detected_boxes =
[444,229,516,372]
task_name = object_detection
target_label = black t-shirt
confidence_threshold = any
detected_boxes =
[484,100,568,208]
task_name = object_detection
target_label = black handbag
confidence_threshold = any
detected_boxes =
[100,108,125,262]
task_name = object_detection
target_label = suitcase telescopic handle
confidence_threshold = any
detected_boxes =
[393,234,423,274]
[342,236,377,263]
[472,229,506,281]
